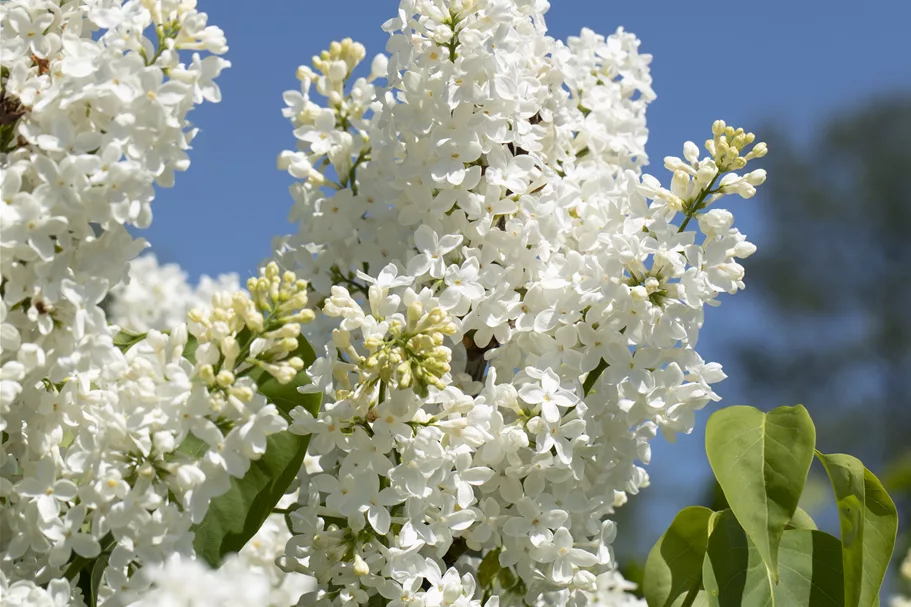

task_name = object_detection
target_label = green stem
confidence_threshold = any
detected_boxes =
[346,149,370,196]
[678,173,720,232]
[331,267,370,298]
[445,11,461,61]
[141,25,170,66]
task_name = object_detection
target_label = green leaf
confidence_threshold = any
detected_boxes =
[498,566,519,593]
[246,335,317,420]
[113,329,146,352]
[787,507,818,530]
[703,510,844,607]
[88,550,109,607]
[478,549,502,590]
[583,358,609,395]
[775,529,845,607]
[191,335,321,567]
[683,592,710,607]
[191,413,317,567]
[705,404,816,582]
[816,452,898,607]
[703,509,773,607]
[183,334,199,364]
[249,366,319,423]
[644,506,714,607]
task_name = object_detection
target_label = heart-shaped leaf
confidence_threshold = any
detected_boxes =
[816,452,898,607]
[787,507,818,530]
[703,510,843,607]
[191,335,321,567]
[705,405,816,582]
[644,506,714,607]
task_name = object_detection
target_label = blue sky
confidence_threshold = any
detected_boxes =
[144,0,911,281]
[141,0,911,556]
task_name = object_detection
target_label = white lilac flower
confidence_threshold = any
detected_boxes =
[1,1,767,605]
[108,253,242,333]
[0,0,238,600]
[273,1,767,604]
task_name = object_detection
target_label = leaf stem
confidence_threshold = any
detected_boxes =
[678,173,720,232]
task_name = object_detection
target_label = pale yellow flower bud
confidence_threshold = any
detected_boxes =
[215,370,235,388]
[197,364,216,386]
[353,554,370,577]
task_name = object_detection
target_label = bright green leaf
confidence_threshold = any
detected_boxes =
[644,506,714,607]
[191,335,321,567]
[787,507,818,530]
[191,415,316,567]
[478,549,502,590]
[684,592,710,607]
[816,452,898,607]
[703,510,844,607]
[703,509,773,607]
[775,529,844,606]
[705,404,816,582]
[183,334,199,364]
[113,329,146,352]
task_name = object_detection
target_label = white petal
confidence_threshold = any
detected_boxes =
[541,400,561,424]
[460,467,495,485]
[569,548,599,568]
[552,556,574,584]
[71,534,101,558]
[367,505,390,535]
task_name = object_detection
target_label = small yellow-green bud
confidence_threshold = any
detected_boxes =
[215,370,235,388]
[197,364,216,385]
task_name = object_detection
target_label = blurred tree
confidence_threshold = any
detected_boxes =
[734,95,911,460]
[730,93,911,563]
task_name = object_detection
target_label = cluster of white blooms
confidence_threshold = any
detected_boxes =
[124,554,272,607]
[121,515,318,607]
[235,512,319,606]
[892,549,911,607]
[0,0,316,603]
[274,0,767,604]
[581,572,645,607]
[0,510,317,607]
[0,572,75,607]
[109,253,241,333]
[0,0,775,605]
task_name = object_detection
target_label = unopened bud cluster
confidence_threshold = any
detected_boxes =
[324,284,459,401]
[709,120,768,171]
[643,122,769,225]
[188,263,315,412]
[363,301,458,397]
[308,38,367,93]
[278,37,384,194]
